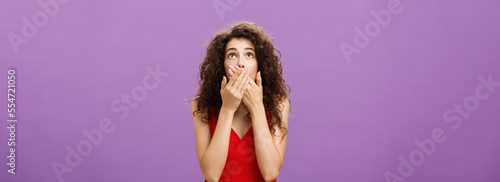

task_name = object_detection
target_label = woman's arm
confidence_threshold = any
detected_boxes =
[193,69,250,181]
[251,98,290,181]
[192,99,235,182]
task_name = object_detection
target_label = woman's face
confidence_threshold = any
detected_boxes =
[224,38,258,82]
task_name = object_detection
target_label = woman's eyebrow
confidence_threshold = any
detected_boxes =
[225,48,237,53]
[225,47,255,53]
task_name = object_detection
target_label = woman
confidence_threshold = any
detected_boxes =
[191,21,291,182]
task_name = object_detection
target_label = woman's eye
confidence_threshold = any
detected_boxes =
[228,54,236,58]
[246,53,254,58]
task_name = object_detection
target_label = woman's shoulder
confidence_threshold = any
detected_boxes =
[276,96,290,115]
[190,97,218,123]
[190,97,200,113]
[190,97,209,118]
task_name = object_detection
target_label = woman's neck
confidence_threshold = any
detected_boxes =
[234,103,250,117]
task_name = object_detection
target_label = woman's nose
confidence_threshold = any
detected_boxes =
[236,62,244,69]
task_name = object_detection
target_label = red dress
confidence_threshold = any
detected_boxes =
[204,107,277,182]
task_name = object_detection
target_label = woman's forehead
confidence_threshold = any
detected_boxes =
[225,38,254,51]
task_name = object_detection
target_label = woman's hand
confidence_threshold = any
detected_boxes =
[220,65,250,113]
[227,67,264,112]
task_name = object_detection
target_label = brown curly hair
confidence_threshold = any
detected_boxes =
[190,21,291,140]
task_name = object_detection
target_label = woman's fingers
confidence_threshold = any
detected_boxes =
[236,71,249,91]
[236,75,249,92]
[226,65,252,96]
[228,65,241,79]
[247,74,257,87]
[241,77,250,93]
[221,76,227,91]
[256,71,262,88]
[227,67,241,87]
[227,70,235,87]
[234,69,247,88]
[228,66,235,80]
[231,68,246,87]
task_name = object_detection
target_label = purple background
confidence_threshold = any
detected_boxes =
[1,0,500,181]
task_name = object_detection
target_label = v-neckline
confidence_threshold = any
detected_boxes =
[231,126,252,140]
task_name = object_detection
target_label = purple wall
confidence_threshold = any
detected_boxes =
[1,0,499,181]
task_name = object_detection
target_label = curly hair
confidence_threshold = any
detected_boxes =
[190,21,291,140]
